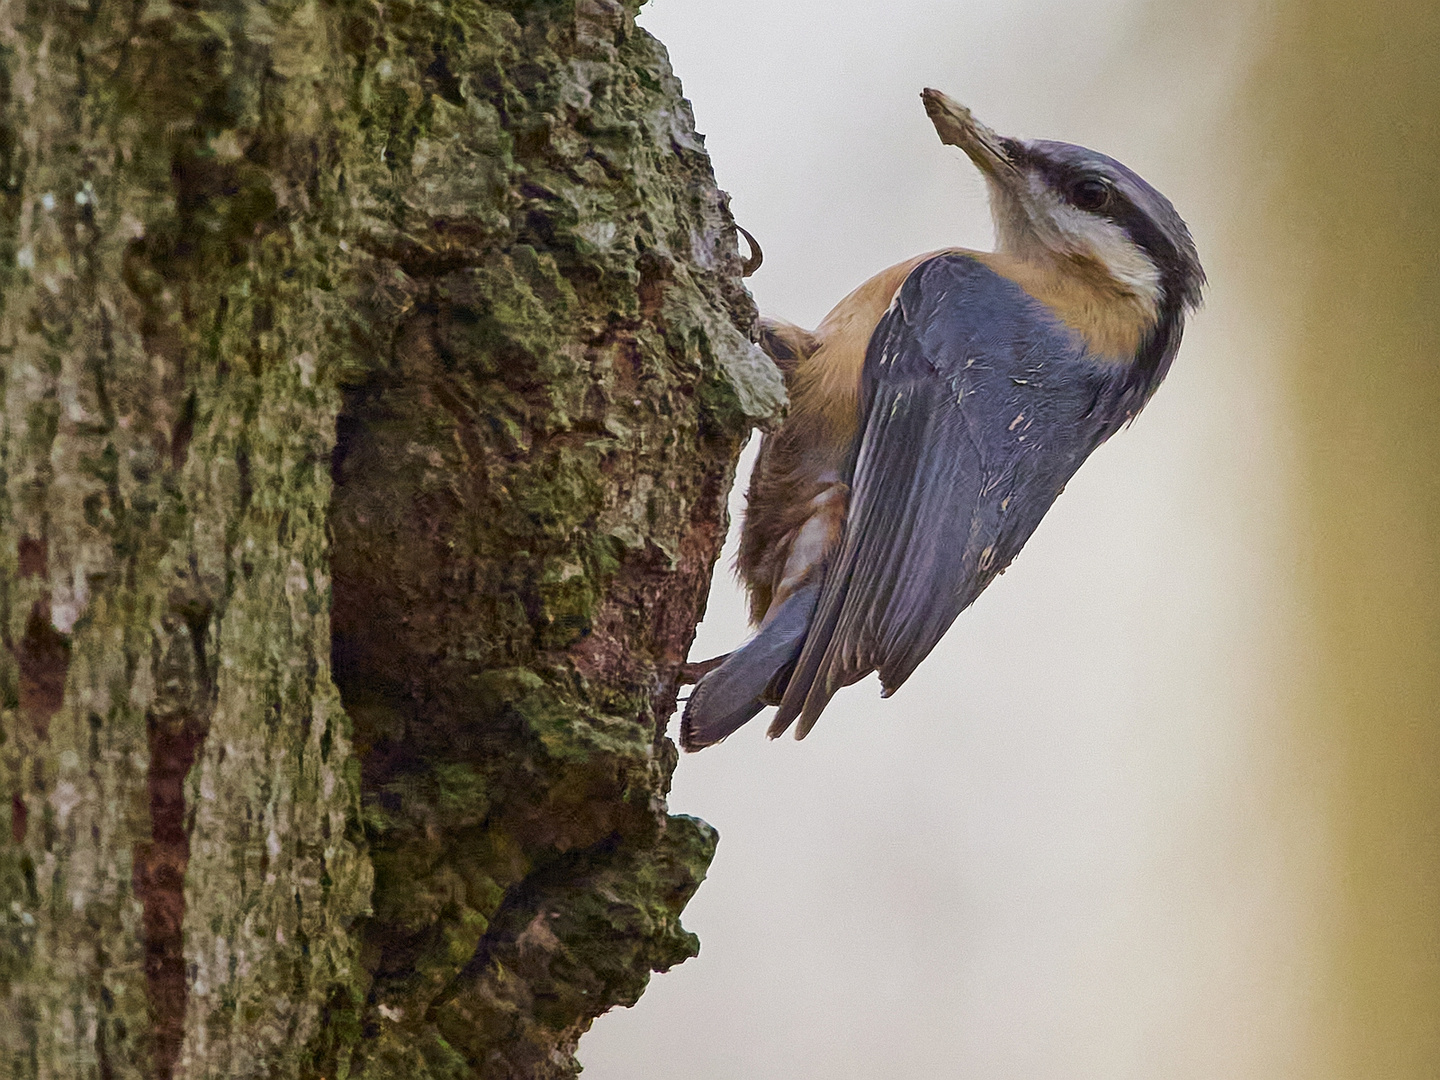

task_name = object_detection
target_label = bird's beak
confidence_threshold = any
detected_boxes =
[921,89,1020,187]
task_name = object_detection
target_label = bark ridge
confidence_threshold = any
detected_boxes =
[0,1,777,1077]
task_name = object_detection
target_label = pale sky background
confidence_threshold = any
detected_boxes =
[583,2,1331,1077]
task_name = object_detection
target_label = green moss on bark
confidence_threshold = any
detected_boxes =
[328,1,773,1075]
[0,3,372,1077]
[0,0,772,1077]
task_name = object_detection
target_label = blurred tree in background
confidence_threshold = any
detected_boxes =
[1246,0,1440,1073]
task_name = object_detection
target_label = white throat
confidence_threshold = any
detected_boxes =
[987,175,1164,316]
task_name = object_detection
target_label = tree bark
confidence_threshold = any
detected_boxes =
[0,2,780,1077]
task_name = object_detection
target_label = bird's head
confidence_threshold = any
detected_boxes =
[922,88,1204,380]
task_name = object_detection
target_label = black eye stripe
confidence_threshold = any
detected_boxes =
[1019,138,1204,317]
[1028,153,1120,214]
[1069,176,1113,212]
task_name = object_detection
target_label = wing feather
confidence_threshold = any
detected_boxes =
[770,254,1136,739]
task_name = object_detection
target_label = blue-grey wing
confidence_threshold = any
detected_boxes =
[771,253,1134,738]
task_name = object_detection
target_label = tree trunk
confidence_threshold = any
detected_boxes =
[0,2,780,1077]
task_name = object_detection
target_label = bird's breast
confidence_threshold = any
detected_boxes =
[739,251,963,622]
[794,248,968,443]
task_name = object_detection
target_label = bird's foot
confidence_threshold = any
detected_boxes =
[679,653,731,685]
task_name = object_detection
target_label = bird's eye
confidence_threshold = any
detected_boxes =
[1069,177,1113,212]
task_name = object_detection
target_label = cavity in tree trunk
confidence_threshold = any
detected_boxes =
[0,2,780,1076]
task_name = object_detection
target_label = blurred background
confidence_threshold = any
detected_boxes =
[583,0,1439,1076]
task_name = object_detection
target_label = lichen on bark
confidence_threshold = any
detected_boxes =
[327,0,778,1074]
[0,0,774,1077]
[0,3,371,1077]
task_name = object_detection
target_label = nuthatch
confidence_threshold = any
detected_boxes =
[681,89,1204,751]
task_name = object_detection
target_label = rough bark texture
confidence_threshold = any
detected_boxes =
[0,2,780,1077]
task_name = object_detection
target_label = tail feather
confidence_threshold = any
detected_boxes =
[679,583,820,751]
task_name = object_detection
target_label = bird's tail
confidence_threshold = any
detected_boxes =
[679,582,820,751]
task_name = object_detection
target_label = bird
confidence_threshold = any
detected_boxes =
[680,88,1204,752]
